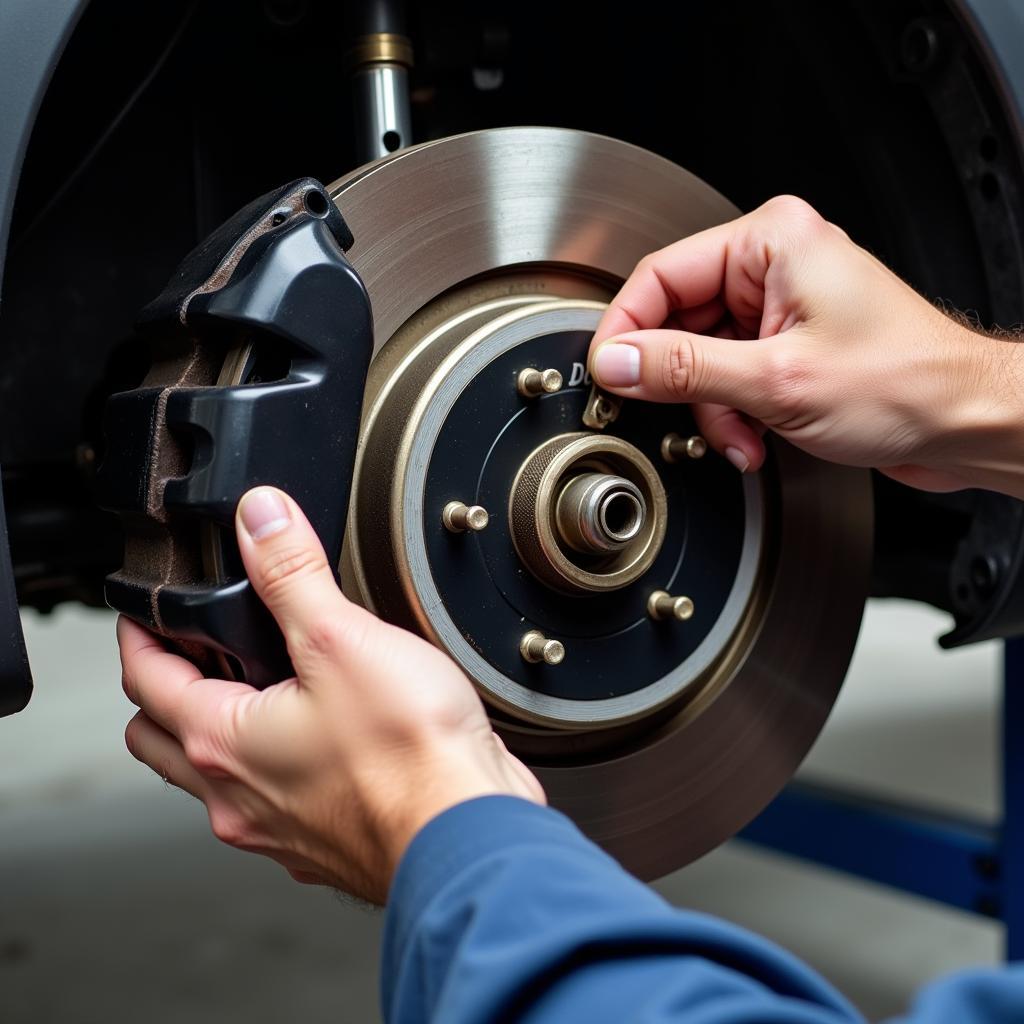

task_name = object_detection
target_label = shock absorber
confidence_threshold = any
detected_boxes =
[345,0,413,164]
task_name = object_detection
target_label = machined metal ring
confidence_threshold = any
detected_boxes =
[350,298,766,729]
[509,432,668,593]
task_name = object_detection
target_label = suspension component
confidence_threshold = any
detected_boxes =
[345,1,414,163]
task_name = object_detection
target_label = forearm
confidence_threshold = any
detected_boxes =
[382,797,862,1024]
[938,319,1024,500]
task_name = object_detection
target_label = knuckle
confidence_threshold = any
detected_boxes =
[761,195,826,239]
[763,349,811,419]
[295,609,371,665]
[635,252,657,277]
[257,544,330,599]
[124,718,142,759]
[763,193,816,221]
[183,735,229,778]
[298,611,349,660]
[827,219,851,243]
[121,670,138,706]
[208,809,248,848]
[662,336,700,399]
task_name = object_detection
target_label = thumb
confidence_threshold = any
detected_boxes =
[235,486,364,677]
[590,329,773,413]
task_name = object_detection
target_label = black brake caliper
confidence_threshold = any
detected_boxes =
[98,178,373,685]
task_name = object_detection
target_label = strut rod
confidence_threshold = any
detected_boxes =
[345,0,413,164]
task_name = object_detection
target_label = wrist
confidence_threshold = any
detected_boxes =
[378,739,545,886]
[938,316,1024,498]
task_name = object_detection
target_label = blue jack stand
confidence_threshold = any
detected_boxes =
[739,638,1023,958]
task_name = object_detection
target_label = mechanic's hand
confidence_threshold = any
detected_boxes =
[589,194,1024,498]
[118,487,544,904]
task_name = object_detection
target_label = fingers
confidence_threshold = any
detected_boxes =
[692,404,767,473]
[118,616,244,739]
[590,220,738,344]
[124,710,207,800]
[118,614,214,729]
[235,487,378,680]
[590,328,775,414]
[590,194,829,361]
[590,198,808,348]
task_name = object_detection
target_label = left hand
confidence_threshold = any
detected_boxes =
[118,486,544,904]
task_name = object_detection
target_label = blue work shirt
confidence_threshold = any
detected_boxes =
[383,797,1024,1023]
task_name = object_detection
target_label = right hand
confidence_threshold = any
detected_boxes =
[588,195,1024,497]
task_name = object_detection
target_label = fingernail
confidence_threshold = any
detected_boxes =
[593,343,641,387]
[725,447,750,473]
[239,487,290,540]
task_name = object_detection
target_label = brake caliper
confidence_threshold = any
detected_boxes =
[98,178,373,685]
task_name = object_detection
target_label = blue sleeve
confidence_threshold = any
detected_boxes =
[381,797,1024,1024]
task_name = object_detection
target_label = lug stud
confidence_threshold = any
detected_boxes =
[443,501,489,533]
[647,590,695,622]
[517,367,563,398]
[661,433,707,463]
[520,630,565,665]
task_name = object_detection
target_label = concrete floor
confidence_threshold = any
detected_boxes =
[0,599,1003,1022]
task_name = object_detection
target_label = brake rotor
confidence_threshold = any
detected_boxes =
[215,128,872,879]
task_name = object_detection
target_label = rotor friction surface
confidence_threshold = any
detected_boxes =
[327,128,872,879]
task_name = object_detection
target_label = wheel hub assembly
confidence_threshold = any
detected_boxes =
[107,128,873,879]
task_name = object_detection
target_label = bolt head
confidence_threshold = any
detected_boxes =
[443,501,489,533]
[541,638,565,665]
[647,590,695,622]
[540,368,563,393]
[685,436,707,459]
[464,505,490,531]
[661,433,706,463]
[520,629,566,665]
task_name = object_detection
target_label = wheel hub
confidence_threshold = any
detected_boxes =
[510,428,667,594]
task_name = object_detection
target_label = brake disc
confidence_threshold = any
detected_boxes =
[209,128,872,878]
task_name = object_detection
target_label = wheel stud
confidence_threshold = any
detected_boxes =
[661,433,707,462]
[443,501,489,533]
[517,367,563,398]
[647,590,695,622]
[520,630,565,665]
